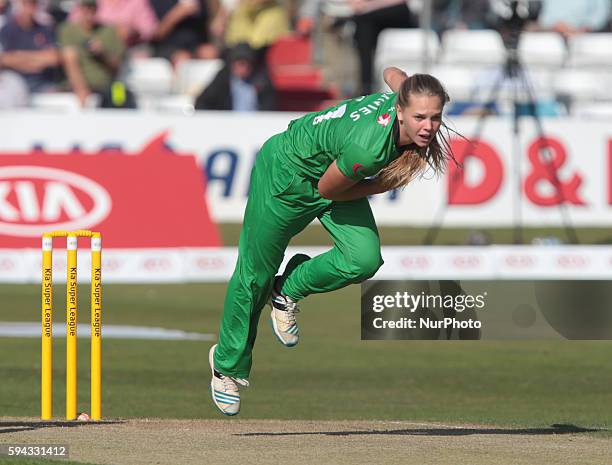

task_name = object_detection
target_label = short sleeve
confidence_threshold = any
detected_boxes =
[100,26,125,60]
[336,142,384,182]
[58,23,80,47]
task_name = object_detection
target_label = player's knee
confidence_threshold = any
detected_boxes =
[344,250,384,282]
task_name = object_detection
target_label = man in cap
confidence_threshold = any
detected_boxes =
[195,42,276,111]
[58,0,125,106]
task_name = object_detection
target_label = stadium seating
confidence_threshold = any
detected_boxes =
[439,29,506,66]
[567,33,612,69]
[267,34,324,88]
[29,92,99,112]
[174,59,224,97]
[518,32,567,69]
[152,95,196,115]
[375,28,440,71]
[267,34,339,111]
[429,65,481,103]
[552,69,611,105]
[374,28,440,90]
[122,57,174,96]
[571,102,612,118]
[18,27,612,115]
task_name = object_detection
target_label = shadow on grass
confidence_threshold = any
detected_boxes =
[0,420,126,434]
[238,424,604,437]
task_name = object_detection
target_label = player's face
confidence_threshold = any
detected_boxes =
[397,94,443,147]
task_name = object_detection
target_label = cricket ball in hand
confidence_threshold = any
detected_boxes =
[77,412,91,421]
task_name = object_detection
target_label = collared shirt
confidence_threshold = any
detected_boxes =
[230,76,257,111]
[0,16,57,91]
[539,0,611,31]
[279,92,404,181]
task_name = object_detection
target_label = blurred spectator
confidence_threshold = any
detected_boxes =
[47,0,72,24]
[432,0,492,34]
[59,0,126,106]
[30,0,53,24]
[0,0,60,93]
[296,0,359,97]
[209,0,233,39]
[350,0,418,94]
[3,0,55,25]
[531,235,563,245]
[296,0,354,35]
[295,0,317,36]
[150,0,217,68]
[212,0,289,56]
[195,42,276,111]
[537,0,611,38]
[465,230,491,246]
[0,0,10,29]
[69,0,158,45]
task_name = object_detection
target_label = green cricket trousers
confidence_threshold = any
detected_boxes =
[214,134,384,378]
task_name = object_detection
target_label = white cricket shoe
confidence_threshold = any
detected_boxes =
[269,277,300,347]
[209,344,249,416]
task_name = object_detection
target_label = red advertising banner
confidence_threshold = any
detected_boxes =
[0,132,220,248]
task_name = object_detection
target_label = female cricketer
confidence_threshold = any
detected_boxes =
[209,67,454,415]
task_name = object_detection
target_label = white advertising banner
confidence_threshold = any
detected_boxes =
[1,246,611,283]
[0,110,611,226]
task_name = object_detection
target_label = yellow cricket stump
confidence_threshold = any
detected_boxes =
[91,233,102,420]
[41,231,103,421]
[41,235,53,420]
[66,234,78,420]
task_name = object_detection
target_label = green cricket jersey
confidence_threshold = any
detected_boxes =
[277,92,404,182]
[217,92,398,379]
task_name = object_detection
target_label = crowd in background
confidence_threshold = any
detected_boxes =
[1,0,611,111]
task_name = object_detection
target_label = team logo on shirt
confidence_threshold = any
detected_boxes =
[352,163,365,177]
[377,113,391,127]
[34,32,49,47]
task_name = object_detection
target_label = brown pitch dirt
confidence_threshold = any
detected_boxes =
[1,418,610,465]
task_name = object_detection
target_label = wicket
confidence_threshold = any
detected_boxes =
[41,230,102,421]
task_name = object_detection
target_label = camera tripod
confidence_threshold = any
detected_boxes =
[424,36,579,246]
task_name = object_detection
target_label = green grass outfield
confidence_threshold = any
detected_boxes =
[0,283,610,432]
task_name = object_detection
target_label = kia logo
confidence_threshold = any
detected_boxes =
[505,255,534,267]
[0,258,15,270]
[0,166,111,237]
[196,257,225,269]
[557,255,588,268]
[143,258,171,270]
[103,259,121,271]
[452,256,481,268]
[400,256,430,269]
